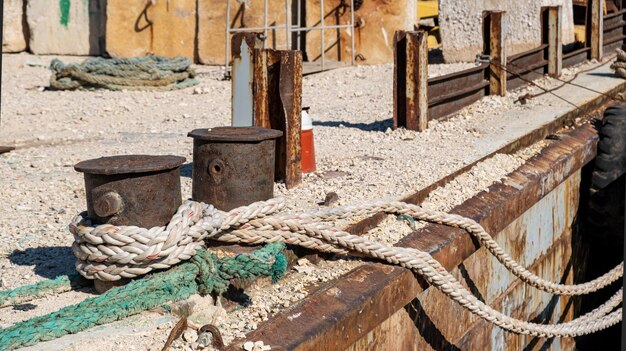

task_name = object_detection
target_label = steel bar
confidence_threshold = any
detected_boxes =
[264,0,268,49]
[252,49,303,188]
[225,0,232,74]
[591,0,604,60]
[321,0,325,71]
[393,30,428,131]
[546,6,563,77]
[288,24,354,31]
[350,0,356,65]
[487,11,507,96]
[285,0,290,49]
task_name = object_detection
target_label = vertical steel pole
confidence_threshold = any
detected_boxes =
[321,0,325,71]
[264,0,269,48]
[547,6,563,77]
[350,0,356,65]
[487,11,507,96]
[285,0,290,49]
[225,0,232,75]
[296,0,301,50]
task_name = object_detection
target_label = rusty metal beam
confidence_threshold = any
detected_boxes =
[590,0,604,60]
[486,11,507,96]
[546,6,563,77]
[224,123,600,351]
[0,146,14,155]
[231,32,264,127]
[252,49,303,189]
[393,30,429,131]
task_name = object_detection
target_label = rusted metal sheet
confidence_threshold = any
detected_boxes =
[410,173,579,349]
[232,32,264,127]
[188,127,282,211]
[0,146,15,155]
[486,11,507,96]
[602,9,626,53]
[252,48,303,189]
[74,155,185,227]
[393,30,428,131]
[225,124,600,350]
[545,6,563,77]
[507,44,548,91]
[562,47,590,68]
[426,64,489,121]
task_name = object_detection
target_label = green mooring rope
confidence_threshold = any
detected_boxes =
[0,243,287,350]
[48,56,199,91]
[0,273,89,308]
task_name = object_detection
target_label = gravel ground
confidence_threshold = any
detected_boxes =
[0,52,606,350]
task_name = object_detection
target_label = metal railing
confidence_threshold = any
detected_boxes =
[225,0,356,74]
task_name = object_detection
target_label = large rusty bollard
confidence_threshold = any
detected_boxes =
[188,127,283,211]
[74,154,186,293]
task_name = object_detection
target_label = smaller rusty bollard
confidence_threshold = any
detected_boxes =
[188,127,283,211]
[74,154,185,293]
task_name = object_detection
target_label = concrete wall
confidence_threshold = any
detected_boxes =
[197,0,289,65]
[439,0,576,63]
[2,0,28,53]
[106,0,196,60]
[304,0,417,65]
[26,0,106,55]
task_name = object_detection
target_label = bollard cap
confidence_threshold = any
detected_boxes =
[188,126,283,142]
[74,155,186,175]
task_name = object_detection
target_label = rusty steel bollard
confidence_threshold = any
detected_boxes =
[188,127,283,211]
[74,154,186,292]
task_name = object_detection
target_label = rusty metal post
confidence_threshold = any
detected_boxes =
[393,30,428,131]
[590,0,604,60]
[252,48,303,189]
[232,32,264,127]
[485,11,507,96]
[74,155,186,292]
[188,127,283,211]
[545,6,563,77]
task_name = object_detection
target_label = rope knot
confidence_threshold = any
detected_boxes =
[192,243,288,295]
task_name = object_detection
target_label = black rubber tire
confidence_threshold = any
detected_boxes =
[577,104,626,350]
[587,104,626,243]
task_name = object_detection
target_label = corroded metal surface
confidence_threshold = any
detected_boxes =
[602,9,626,53]
[507,44,549,91]
[393,30,428,131]
[74,155,185,227]
[427,64,489,121]
[0,146,15,155]
[188,127,282,211]
[225,124,599,351]
[252,49,303,189]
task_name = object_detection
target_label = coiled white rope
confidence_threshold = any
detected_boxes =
[70,197,624,337]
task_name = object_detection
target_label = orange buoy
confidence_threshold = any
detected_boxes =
[301,107,316,173]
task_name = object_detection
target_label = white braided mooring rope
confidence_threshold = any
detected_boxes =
[70,198,624,337]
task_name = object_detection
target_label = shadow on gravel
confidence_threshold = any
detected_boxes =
[312,118,393,132]
[180,162,193,178]
[9,246,76,280]
[586,72,616,78]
